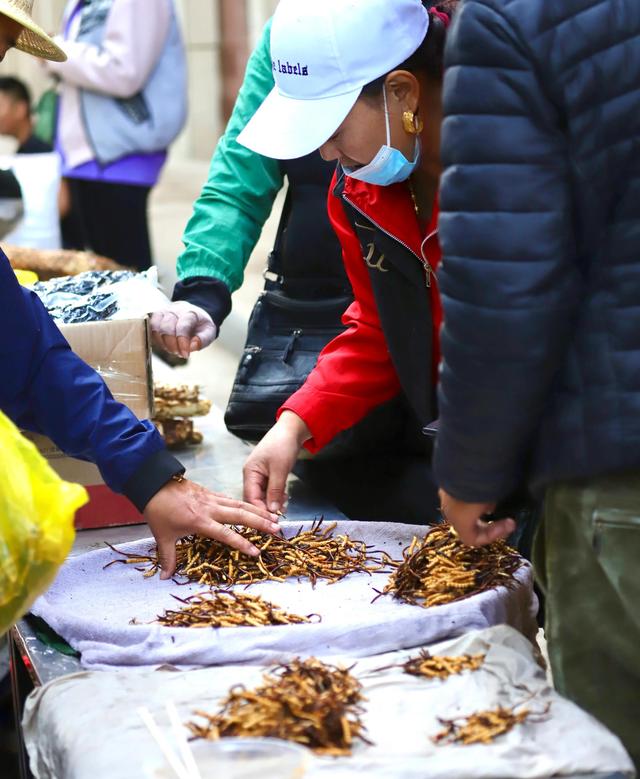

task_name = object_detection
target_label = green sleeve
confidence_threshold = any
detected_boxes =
[176,18,283,291]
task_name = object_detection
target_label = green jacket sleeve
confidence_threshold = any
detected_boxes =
[176,18,283,292]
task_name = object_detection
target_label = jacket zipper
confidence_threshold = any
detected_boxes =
[343,194,434,288]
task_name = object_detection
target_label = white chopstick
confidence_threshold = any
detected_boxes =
[138,705,192,779]
[166,701,202,779]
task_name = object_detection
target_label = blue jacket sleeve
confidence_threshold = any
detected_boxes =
[0,252,182,510]
[434,0,582,502]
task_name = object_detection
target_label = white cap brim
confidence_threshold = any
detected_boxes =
[237,85,362,160]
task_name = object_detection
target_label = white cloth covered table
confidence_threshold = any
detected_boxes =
[22,625,634,779]
[31,521,538,669]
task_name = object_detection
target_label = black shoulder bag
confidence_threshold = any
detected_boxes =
[224,189,352,442]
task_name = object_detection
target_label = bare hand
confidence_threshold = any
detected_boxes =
[438,489,515,547]
[243,412,311,512]
[150,302,216,358]
[143,478,280,579]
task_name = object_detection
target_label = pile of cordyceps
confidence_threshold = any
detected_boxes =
[187,657,370,756]
[401,650,485,680]
[105,519,389,588]
[433,703,549,746]
[379,524,522,608]
[154,590,317,629]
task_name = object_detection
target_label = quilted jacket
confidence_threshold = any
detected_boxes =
[435,0,640,501]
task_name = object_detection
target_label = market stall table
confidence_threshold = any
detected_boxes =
[8,410,350,777]
[19,627,634,779]
[8,411,631,779]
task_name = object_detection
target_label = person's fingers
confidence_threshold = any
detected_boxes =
[450,523,473,545]
[212,489,290,511]
[243,462,269,509]
[153,310,179,336]
[151,311,180,355]
[174,311,198,357]
[161,333,180,355]
[197,521,260,557]
[149,310,163,328]
[175,310,197,337]
[213,503,280,534]
[149,311,168,350]
[266,464,289,513]
[151,308,217,356]
[150,328,166,351]
[460,517,515,547]
[176,334,192,358]
[155,536,177,580]
[194,319,217,349]
[477,517,516,545]
[213,493,278,519]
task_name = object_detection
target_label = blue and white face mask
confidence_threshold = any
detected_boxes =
[343,86,421,186]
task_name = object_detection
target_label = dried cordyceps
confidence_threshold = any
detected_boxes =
[403,650,485,680]
[377,523,522,608]
[154,590,318,629]
[153,384,211,420]
[372,649,485,680]
[433,701,549,746]
[105,519,389,588]
[187,657,371,756]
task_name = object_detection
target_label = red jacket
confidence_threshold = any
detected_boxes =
[281,171,442,453]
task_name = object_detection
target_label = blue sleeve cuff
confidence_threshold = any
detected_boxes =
[122,448,185,512]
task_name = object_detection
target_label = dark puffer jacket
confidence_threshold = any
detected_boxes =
[434,0,640,502]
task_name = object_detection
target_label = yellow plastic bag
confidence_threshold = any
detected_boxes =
[0,411,88,636]
[14,269,39,286]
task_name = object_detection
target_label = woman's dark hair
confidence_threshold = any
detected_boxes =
[361,1,459,97]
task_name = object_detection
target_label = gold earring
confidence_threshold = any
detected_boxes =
[402,110,424,135]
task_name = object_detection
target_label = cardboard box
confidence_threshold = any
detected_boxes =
[61,317,154,420]
[26,317,154,529]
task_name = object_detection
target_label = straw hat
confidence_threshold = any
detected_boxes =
[0,0,66,62]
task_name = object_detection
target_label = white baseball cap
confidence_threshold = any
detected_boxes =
[237,0,429,160]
